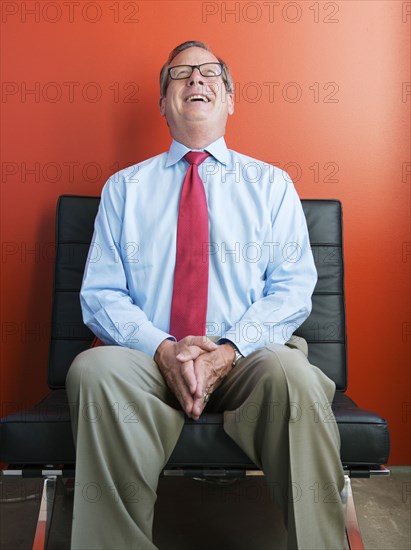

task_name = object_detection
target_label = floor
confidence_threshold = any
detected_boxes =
[0,467,410,549]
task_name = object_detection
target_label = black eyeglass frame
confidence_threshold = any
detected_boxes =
[167,63,224,80]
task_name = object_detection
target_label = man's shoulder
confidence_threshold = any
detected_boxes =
[227,148,281,171]
[110,151,168,183]
[226,148,287,186]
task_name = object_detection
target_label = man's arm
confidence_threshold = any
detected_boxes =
[217,174,317,356]
[80,174,174,358]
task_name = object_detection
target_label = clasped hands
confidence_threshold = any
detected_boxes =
[154,336,235,420]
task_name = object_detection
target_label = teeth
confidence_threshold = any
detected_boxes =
[186,95,209,103]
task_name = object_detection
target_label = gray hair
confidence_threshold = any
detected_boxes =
[159,40,234,98]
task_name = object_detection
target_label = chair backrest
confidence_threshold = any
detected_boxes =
[48,196,347,391]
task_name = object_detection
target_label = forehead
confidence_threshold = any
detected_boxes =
[170,47,219,66]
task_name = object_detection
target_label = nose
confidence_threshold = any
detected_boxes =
[188,67,204,86]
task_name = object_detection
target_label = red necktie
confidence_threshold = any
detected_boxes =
[169,151,211,341]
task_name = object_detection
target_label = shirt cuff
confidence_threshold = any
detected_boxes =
[132,325,176,358]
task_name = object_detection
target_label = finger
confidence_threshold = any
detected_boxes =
[191,394,205,420]
[176,344,206,362]
[162,365,195,417]
[180,336,218,352]
[172,380,195,417]
[191,336,218,351]
[179,393,195,417]
[180,359,197,394]
[193,358,206,399]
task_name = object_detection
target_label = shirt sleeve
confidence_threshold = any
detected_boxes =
[218,172,318,356]
[80,173,175,358]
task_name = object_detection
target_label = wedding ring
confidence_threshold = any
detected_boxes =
[203,391,210,405]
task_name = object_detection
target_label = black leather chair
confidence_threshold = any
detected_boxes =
[0,195,390,550]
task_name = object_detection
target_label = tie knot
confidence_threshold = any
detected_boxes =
[184,151,210,166]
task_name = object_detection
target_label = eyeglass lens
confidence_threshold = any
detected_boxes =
[169,63,222,80]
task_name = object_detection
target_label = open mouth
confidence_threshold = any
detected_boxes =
[185,94,210,103]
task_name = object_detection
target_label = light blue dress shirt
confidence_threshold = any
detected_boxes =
[80,137,317,358]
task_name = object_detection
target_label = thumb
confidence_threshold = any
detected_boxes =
[176,345,205,362]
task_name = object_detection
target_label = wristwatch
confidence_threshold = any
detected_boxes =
[228,342,243,366]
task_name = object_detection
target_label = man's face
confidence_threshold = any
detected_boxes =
[159,47,234,137]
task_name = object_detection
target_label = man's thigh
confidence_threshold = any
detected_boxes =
[66,345,180,409]
[207,337,335,413]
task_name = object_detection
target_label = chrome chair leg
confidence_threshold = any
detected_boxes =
[32,475,57,550]
[342,474,364,550]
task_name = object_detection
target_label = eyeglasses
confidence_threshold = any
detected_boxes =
[168,63,224,81]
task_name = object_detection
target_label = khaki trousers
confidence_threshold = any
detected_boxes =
[66,338,345,550]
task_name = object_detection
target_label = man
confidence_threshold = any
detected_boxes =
[66,41,345,549]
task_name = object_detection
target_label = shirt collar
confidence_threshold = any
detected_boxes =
[165,136,229,167]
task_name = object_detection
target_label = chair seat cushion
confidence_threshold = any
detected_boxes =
[0,390,389,468]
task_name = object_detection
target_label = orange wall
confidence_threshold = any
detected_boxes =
[1,1,410,464]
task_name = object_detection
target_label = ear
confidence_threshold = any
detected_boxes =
[159,96,166,116]
[226,93,235,116]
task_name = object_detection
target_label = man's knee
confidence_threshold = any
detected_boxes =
[66,346,164,402]
[264,344,336,405]
[251,344,304,381]
[251,344,333,397]
[239,345,294,403]
[66,346,130,393]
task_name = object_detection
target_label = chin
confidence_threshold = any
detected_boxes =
[183,113,210,123]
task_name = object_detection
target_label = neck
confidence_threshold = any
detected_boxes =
[171,125,224,150]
